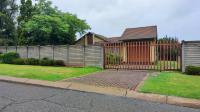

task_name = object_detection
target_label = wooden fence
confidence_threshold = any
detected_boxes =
[104,41,182,71]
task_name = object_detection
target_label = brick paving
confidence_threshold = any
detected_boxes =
[64,70,147,89]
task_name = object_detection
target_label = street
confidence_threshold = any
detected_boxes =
[0,81,199,112]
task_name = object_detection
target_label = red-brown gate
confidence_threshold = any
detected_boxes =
[104,41,182,71]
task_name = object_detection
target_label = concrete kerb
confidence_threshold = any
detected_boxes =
[0,76,71,90]
[68,82,127,97]
[0,76,200,109]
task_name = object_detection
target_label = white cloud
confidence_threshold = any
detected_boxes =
[45,0,200,40]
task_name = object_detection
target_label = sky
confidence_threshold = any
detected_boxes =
[40,0,200,40]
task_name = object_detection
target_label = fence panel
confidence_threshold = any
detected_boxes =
[17,46,28,58]
[182,41,200,72]
[28,46,40,59]
[40,46,53,60]
[54,45,68,63]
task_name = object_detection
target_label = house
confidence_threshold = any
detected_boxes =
[75,26,157,64]
[106,26,158,64]
[75,32,108,46]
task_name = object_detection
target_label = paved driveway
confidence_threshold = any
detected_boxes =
[65,70,147,89]
[0,81,199,112]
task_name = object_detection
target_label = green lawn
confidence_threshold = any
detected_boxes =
[0,64,102,81]
[139,72,200,99]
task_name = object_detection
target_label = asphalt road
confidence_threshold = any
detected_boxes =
[0,81,199,112]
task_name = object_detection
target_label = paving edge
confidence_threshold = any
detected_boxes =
[0,76,199,109]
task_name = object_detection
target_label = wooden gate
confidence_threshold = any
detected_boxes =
[104,41,182,71]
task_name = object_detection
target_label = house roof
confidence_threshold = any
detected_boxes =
[76,32,108,43]
[107,37,122,43]
[120,26,157,41]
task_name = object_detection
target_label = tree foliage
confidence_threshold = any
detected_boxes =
[17,0,35,45]
[19,0,90,45]
[0,0,18,45]
[23,14,69,45]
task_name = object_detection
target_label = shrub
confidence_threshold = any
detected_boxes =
[39,58,54,66]
[106,53,122,64]
[24,58,40,65]
[13,58,26,65]
[1,52,20,64]
[0,54,2,63]
[185,66,200,75]
[54,60,65,66]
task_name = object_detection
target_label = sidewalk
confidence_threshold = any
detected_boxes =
[0,76,200,109]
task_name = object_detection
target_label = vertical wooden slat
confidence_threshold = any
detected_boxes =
[114,43,117,69]
[140,41,144,70]
[139,42,142,70]
[159,40,162,71]
[128,42,131,70]
[152,42,155,70]
[144,41,146,70]
[119,42,121,69]
[135,41,138,70]
[148,41,150,70]
[146,41,148,70]
[153,41,155,70]
[107,43,109,69]
[169,40,171,70]
[122,43,126,69]
[108,43,110,69]
[113,43,115,69]
[130,42,135,70]
[126,42,128,70]
[177,43,180,70]
[180,43,182,71]
[149,42,153,70]
[144,41,146,69]
[173,40,175,70]
[163,41,166,71]
[156,41,158,70]
[166,41,169,70]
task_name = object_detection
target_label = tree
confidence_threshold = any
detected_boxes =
[20,0,90,45]
[17,0,35,45]
[23,14,69,45]
[0,0,18,45]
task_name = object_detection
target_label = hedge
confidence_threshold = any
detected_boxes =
[185,66,200,75]
[0,52,20,64]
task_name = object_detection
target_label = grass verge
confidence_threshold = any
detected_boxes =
[139,72,200,99]
[0,64,102,81]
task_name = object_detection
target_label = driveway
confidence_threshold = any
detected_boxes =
[65,70,147,89]
[0,81,199,112]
